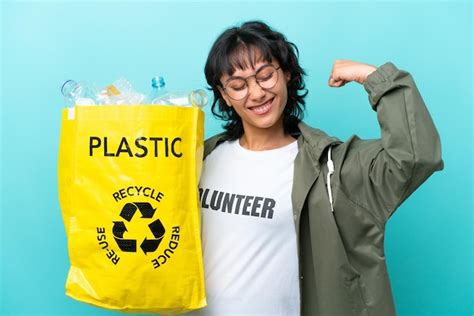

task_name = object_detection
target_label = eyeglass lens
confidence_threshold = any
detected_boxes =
[225,65,279,100]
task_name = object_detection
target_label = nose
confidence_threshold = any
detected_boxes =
[247,77,266,101]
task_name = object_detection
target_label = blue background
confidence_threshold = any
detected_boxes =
[1,1,472,315]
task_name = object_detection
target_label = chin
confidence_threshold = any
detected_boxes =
[252,115,283,130]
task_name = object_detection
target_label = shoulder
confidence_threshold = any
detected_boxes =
[296,121,343,161]
[204,132,229,159]
[297,121,340,144]
[297,122,385,173]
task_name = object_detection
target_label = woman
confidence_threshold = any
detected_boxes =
[195,21,443,315]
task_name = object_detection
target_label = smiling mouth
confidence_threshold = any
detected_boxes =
[248,98,274,115]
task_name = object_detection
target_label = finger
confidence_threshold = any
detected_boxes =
[328,78,346,87]
[328,77,337,86]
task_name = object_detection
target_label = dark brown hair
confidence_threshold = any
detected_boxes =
[204,20,307,140]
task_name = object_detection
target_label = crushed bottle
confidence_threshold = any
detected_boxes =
[96,78,145,105]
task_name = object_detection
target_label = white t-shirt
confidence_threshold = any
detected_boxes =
[192,139,300,316]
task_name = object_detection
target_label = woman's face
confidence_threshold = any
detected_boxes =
[218,58,290,134]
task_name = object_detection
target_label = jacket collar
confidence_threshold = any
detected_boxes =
[291,122,341,228]
[295,121,341,163]
[203,131,228,159]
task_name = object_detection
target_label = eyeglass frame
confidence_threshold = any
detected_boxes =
[220,64,282,101]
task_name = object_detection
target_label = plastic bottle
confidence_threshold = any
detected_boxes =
[159,91,190,106]
[156,90,207,107]
[146,76,168,104]
[62,78,209,108]
[146,76,208,107]
[97,78,145,105]
[61,80,97,106]
[189,89,209,108]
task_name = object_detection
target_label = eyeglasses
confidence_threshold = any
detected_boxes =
[222,65,281,100]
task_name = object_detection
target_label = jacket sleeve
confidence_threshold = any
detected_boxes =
[335,62,443,223]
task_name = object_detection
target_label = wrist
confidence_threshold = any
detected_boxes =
[362,66,377,83]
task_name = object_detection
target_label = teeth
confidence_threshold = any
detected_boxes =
[250,99,272,114]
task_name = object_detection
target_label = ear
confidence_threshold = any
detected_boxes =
[217,86,233,107]
[284,71,291,83]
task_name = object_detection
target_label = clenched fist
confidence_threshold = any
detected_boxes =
[328,60,377,87]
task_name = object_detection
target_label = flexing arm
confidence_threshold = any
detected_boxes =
[329,60,443,222]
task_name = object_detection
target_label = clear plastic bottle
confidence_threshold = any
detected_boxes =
[97,78,145,105]
[61,80,97,106]
[61,78,209,108]
[146,76,208,107]
[189,89,209,108]
[159,91,190,106]
[146,76,168,104]
[154,89,209,108]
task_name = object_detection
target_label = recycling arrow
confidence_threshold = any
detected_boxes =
[148,219,166,238]
[113,202,165,255]
[135,202,156,218]
[112,221,137,252]
[114,238,137,252]
[140,219,166,255]
[120,203,137,222]
[112,221,127,238]
[140,237,164,254]
[120,202,156,221]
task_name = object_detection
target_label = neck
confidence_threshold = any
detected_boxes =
[239,119,295,151]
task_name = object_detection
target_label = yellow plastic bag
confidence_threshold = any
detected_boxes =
[58,105,206,314]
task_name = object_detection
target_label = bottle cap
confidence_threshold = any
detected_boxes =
[151,76,165,89]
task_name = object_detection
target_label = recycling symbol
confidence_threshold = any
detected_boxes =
[112,202,165,255]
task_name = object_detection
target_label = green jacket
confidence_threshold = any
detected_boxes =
[203,62,443,315]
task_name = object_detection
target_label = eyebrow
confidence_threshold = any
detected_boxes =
[225,63,275,83]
